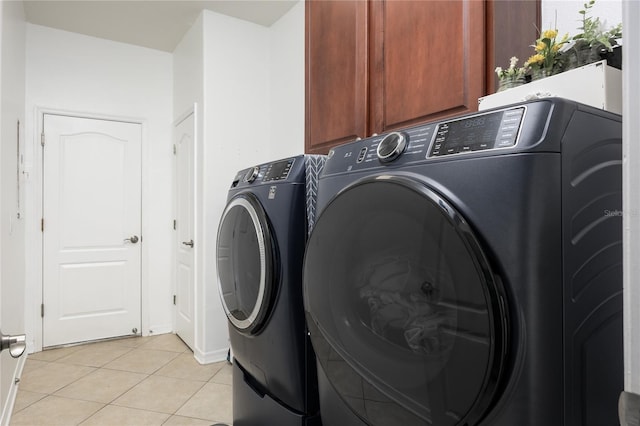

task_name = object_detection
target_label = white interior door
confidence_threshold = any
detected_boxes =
[42,114,142,347]
[174,110,195,350]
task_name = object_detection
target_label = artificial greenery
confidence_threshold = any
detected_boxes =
[494,0,623,90]
[495,57,526,81]
[525,29,569,74]
[573,0,622,52]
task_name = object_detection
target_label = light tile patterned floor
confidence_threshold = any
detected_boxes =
[11,333,232,425]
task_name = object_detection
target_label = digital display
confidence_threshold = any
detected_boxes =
[463,117,487,128]
[430,108,524,157]
[263,160,293,182]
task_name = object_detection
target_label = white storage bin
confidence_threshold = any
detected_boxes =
[478,60,622,114]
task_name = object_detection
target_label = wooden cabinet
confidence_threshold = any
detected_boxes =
[305,0,540,155]
[486,0,541,92]
[368,0,485,135]
[305,0,368,154]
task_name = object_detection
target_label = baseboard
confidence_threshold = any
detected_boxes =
[620,391,640,425]
[194,346,229,365]
[146,324,173,337]
[0,354,27,426]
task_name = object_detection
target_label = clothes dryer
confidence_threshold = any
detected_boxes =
[217,155,326,425]
[303,99,623,425]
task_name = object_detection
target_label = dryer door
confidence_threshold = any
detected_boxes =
[217,192,277,334]
[304,176,508,425]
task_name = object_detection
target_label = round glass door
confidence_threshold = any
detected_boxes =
[304,176,508,425]
[217,193,277,334]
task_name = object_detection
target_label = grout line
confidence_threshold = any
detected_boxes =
[13,334,233,425]
[169,379,208,416]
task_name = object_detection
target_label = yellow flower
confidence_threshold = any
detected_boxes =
[552,44,562,52]
[525,54,545,66]
[535,41,547,52]
[542,29,558,39]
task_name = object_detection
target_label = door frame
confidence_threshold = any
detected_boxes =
[27,107,149,353]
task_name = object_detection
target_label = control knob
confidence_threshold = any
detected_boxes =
[377,131,408,162]
[244,166,260,183]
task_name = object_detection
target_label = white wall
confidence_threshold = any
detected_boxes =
[171,3,305,363]
[0,0,26,421]
[173,15,204,121]
[200,10,272,362]
[203,11,272,170]
[542,0,622,38]
[269,0,305,160]
[24,24,174,351]
[172,9,274,363]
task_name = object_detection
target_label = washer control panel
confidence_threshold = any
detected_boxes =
[263,158,295,182]
[243,166,260,183]
[231,158,296,188]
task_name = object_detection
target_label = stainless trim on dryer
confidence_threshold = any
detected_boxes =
[217,196,268,331]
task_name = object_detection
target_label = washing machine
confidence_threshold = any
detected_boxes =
[217,155,326,426]
[303,98,623,425]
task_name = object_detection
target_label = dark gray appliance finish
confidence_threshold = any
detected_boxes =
[303,99,623,426]
[217,155,326,426]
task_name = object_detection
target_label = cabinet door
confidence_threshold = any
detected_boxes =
[369,0,486,133]
[487,0,540,93]
[305,0,368,155]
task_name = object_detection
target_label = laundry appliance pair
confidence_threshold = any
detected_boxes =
[216,155,326,426]
[303,98,623,425]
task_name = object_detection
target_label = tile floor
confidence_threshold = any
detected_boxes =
[10,333,232,425]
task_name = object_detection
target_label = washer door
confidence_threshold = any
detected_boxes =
[217,192,277,334]
[304,175,508,425]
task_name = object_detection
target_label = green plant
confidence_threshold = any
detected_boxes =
[574,0,622,52]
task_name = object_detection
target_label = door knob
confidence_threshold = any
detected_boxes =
[182,239,194,248]
[124,235,139,244]
[0,331,26,358]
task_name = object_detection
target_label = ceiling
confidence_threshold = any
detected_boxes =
[23,0,299,52]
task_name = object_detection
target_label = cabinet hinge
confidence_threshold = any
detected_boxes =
[41,133,45,147]
[41,218,44,232]
[173,144,177,155]
[173,295,176,305]
[173,219,177,230]
[41,304,44,317]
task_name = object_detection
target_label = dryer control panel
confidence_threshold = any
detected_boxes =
[321,99,573,177]
[430,107,524,156]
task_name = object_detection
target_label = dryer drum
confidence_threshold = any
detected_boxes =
[303,175,509,425]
